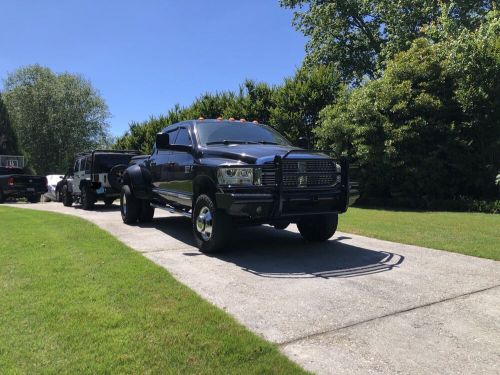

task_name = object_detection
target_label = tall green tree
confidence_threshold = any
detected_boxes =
[270,65,341,144]
[0,93,19,155]
[3,65,110,174]
[316,11,500,199]
[280,0,496,83]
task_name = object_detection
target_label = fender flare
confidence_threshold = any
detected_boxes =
[124,164,150,199]
[192,174,218,203]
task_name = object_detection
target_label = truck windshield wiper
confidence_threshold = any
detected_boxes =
[257,140,279,145]
[206,140,258,145]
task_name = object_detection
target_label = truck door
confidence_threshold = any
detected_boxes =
[167,126,194,204]
[151,128,178,193]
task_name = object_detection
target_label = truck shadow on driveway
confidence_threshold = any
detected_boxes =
[141,217,405,279]
[219,226,404,279]
[73,203,121,212]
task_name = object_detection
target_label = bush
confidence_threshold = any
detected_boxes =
[316,12,500,202]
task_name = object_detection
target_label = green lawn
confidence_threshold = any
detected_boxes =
[0,206,305,375]
[339,208,500,260]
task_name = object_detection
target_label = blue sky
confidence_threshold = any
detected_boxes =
[0,0,306,136]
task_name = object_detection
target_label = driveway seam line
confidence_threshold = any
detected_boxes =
[278,283,500,347]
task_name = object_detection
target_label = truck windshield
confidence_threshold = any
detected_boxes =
[195,122,291,147]
[93,154,134,173]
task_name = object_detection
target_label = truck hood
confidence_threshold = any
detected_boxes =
[199,144,330,165]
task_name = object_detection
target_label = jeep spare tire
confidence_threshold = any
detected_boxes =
[109,164,128,191]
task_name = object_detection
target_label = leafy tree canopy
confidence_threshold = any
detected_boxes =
[0,93,19,155]
[280,0,496,83]
[3,65,110,174]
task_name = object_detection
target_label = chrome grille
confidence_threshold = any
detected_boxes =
[282,159,339,188]
[261,162,276,186]
[260,159,340,188]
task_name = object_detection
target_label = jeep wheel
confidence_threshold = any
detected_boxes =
[62,186,73,207]
[120,185,141,224]
[193,194,232,253]
[139,200,155,223]
[27,194,41,203]
[104,197,115,206]
[81,186,95,210]
[297,214,338,242]
[273,221,290,230]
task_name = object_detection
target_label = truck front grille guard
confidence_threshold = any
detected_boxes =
[271,150,349,217]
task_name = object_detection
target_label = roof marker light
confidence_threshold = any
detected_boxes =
[216,117,223,121]
[198,117,205,121]
[229,117,235,121]
[252,120,259,124]
[240,118,246,122]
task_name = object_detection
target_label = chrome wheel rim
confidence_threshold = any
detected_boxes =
[196,206,213,241]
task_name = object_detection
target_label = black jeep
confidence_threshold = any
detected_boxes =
[120,119,357,252]
[60,150,140,210]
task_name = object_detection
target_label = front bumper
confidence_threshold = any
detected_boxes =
[4,186,47,198]
[216,155,355,220]
[216,187,348,219]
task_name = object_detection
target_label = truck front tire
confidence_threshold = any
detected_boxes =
[297,214,338,242]
[193,194,232,253]
[120,185,141,224]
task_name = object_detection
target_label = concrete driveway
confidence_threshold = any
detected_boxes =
[7,202,500,374]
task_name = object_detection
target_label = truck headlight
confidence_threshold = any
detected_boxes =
[217,167,261,185]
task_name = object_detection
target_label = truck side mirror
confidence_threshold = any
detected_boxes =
[297,137,309,149]
[155,133,170,150]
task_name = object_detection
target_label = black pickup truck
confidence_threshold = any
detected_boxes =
[0,167,47,203]
[120,119,357,252]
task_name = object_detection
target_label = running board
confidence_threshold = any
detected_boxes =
[150,203,192,218]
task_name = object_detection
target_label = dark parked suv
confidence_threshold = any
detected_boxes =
[60,150,140,210]
[120,119,358,252]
